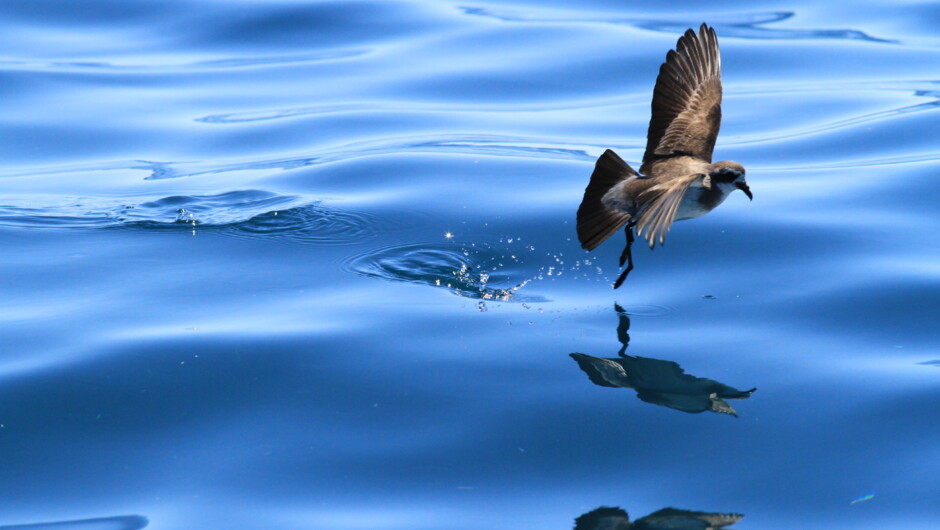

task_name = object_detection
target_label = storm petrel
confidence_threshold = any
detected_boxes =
[576,24,751,288]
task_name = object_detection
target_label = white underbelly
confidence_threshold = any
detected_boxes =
[674,186,728,221]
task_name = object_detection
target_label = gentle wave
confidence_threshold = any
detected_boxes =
[0,515,148,530]
[3,121,933,187]
[194,96,650,124]
[219,203,394,246]
[728,80,940,147]
[7,78,937,182]
[197,80,940,157]
[0,49,367,74]
[460,8,894,42]
[0,190,302,229]
[0,190,391,245]
[120,190,305,226]
[132,136,594,181]
[0,136,594,184]
[760,151,940,170]
[620,304,675,317]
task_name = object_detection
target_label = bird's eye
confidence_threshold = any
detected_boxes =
[712,170,738,182]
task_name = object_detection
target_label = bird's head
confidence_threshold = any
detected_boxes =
[708,161,752,200]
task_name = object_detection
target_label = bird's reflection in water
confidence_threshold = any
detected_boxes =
[574,506,742,530]
[570,304,755,417]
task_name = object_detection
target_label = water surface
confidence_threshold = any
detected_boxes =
[1,1,939,528]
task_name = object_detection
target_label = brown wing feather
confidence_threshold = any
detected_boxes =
[576,149,637,250]
[633,173,701,247]
[640,24,722,174]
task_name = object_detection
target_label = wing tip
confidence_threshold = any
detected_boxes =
[642,23,723,165]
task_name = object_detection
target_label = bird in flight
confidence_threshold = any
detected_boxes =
[576,24,752,288]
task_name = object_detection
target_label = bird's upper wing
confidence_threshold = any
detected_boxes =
[633,172,703,247]
[640,24,722,174]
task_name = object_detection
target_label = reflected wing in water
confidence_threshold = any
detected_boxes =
[634,508,743,529]
[573,506,742,530]
[570,353,755,416]
[573,506,631,530]
[570,353,632,388]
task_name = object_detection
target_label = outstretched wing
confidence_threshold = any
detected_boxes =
[633,172,702,247]
[640,23,722,175]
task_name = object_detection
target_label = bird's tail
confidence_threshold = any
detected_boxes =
[577,149,636,250]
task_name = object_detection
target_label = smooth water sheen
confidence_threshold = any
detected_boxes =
[2,1,939,528]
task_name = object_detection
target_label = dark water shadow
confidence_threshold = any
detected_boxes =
[570,305,756,417]
[0,515,148,530]
[461,8,894,43]
[574,506,742,530]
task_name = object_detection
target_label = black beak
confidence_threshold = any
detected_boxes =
[736,181,753,201]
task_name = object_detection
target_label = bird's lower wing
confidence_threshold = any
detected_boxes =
[634,173,701,247]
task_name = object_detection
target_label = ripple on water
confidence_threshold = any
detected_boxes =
[221,202,392,246]
[345,242,550,303]
[138,135,593,181]
[0,190,391,246]
[118,190,305,226]
[0,49,367,74]
[0,515,150,530]
[619,304,674,317]
[460,8,894,42]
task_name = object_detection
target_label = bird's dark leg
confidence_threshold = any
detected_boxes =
[613,221,636,289]
[614,303,631,357]
[618,223,634,267]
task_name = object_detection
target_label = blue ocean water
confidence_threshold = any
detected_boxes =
[2,1,939,528]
